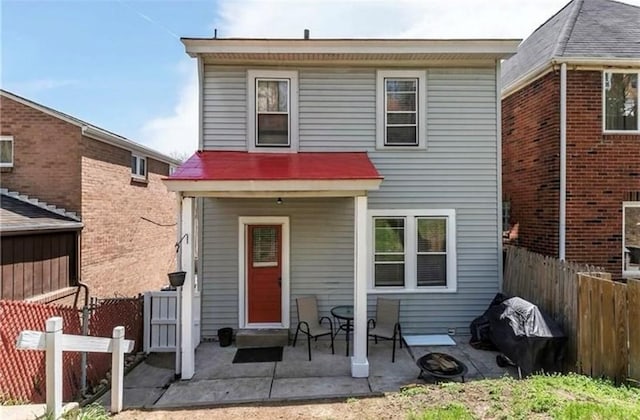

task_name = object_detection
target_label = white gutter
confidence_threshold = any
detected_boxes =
[559,63,567,261]
[182,38,521,57]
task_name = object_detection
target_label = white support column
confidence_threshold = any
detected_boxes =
[45,317,63,419]
[351,195,369,377]
[180,196,195,379]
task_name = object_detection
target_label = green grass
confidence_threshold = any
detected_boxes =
[397,373,640,420]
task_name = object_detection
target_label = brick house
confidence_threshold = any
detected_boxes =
[0,89,181,300]
[501,0,640,279]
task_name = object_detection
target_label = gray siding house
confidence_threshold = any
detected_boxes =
[164,37,519,379]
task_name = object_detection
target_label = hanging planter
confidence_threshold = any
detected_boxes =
[168,271,187,287]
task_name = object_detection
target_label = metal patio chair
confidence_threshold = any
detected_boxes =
[367,297,403,362]
[293,296,335,361]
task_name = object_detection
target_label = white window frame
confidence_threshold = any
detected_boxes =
[602,70,640,134]
[368,209,457,293]
[247,70,299,152]
[376,70,427,150]
[623,201,640,279]
[131,154,147,180]
[0,135,14,168]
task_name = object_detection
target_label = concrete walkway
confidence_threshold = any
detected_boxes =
[101,337,514,410]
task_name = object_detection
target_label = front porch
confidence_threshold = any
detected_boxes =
[101,338,515,410]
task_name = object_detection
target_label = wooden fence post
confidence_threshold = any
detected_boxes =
[111,326,125,413]
[45,317,63,419]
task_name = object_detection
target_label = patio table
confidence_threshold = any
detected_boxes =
[331,305,353,356]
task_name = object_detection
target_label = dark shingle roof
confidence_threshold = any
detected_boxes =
[502,0,640,90]
[0,191,82,234]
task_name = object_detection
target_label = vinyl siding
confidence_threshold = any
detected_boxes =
[200,66,499,337]
[203,66,247,150]
[200,197,354,337]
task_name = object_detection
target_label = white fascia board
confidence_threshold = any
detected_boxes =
[163,178,383,194]
[182,38,521,57]
[81,126,181,166]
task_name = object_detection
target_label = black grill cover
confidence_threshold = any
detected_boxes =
[470,293,567,376]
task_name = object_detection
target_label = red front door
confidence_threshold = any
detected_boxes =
[247,225,282,323]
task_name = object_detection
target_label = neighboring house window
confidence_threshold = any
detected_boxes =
[169,165,177,175]
[131,154,146,179]
[247,70,299,152]
[0,135,14,167]
[623,201,640,278]
[603,71,639,132]
[370,209,457,292]
[376,70,426,149]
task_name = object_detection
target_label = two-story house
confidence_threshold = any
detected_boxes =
[164,36,519,378]
[502,0,640,280]
[0,90,181,301]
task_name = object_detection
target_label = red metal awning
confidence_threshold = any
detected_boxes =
[163,151,383,196]
[168,151,381,181]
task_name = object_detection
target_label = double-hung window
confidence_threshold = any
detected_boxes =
[623,201,640,278]
[370,209,457,292]
[131,154,146,179]
[0,135,14,167]
[376,70,426,149]
[256,79,290,146]
[603,71,639,132]
[247,70,299,151]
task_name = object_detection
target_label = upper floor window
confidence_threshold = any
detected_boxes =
[370,209,457,293]
[623,201,640,278]
[131,154,146,180]
[0,135,13,167]
[603,71,639,132]
[376,70,426,149]
[257,79,289,146]
[247,70,299,152]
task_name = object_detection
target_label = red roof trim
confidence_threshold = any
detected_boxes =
[167,151,382,182]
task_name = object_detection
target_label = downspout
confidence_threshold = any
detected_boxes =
[559,63,567,260]
[496,59,504,290]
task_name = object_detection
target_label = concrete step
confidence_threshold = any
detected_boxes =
[235,329,289,348]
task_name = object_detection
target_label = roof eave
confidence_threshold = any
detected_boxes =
[182,38,521,59]
[502,57,640,98]
[82,126,182,166]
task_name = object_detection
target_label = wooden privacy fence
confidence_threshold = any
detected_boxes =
[503,246,601,372]
[577,273,640,384]
[504,246,639,384]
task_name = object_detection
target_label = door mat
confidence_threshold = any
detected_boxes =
[403,334,456,346]
[232,346,283,363]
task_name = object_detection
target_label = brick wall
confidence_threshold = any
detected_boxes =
[565,70,640,279]
[0,96,82,213]
[80,136,177,297]
[502,71,561,256]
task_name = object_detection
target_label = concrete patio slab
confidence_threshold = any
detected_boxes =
[123,360,175,388]
[192,344,276,380]
[106,336,514,411]
[154,377,272,407]
[270,377,371,400]
[100,387,165,411]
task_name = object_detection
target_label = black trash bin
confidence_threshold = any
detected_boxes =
[217,327,233,347]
